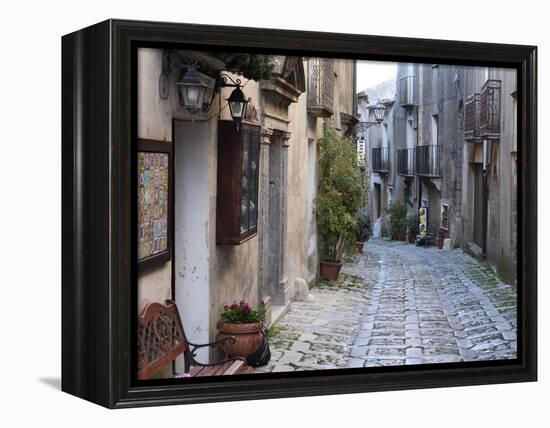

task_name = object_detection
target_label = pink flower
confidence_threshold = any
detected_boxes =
[242,303,251,314]
[230,301,239,310]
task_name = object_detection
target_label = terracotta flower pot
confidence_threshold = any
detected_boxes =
[320,260,343,281]
[356,241,365,253]
[216,321,264,358]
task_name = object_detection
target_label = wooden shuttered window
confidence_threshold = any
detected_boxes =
[216,120,261,245]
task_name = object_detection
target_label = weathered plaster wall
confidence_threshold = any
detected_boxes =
[491,68,517,282]
[336,59,356,117]
[305,91,324,284]
[137,50,361,361]
[284,83,310,297]
[137,48,173,312]
[208,79,263,340]
[173,120,211,364]
[137,50,266,353]
[461,66,490,252]
[363,103,395,226]
[416,64,465,242]
[460,66,517,283]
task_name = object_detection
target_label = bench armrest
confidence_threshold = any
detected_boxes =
[188,335,236,351]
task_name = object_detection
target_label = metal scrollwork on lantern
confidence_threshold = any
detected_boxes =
[356,100,387,132]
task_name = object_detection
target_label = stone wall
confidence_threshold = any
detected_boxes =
[417,64,465,244]
[137,49,359,371]
[137,48,174,312]
[459,66,517,283]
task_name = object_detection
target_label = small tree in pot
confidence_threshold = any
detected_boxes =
[386,201,407,241]
[316,128,364,280]
[405,214,419,244]
[355,213,371,252]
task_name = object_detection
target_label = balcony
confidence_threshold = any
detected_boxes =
[398,75,415,108]
[372,147,390,173]
[464,93,481,141]
[397,148,415,176]
[415,145,441,177]
[480,79,501,140]
[307,58,335,117]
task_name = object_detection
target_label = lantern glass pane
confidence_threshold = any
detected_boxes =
[186,86,200,106]
[230,101,244,118]
[374,106,385,121]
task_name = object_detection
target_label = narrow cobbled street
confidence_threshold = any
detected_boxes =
[257,239,517,372]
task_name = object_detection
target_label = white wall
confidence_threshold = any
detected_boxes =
[174,120,211,365]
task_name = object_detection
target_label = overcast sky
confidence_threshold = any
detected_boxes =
[356,60,397,93]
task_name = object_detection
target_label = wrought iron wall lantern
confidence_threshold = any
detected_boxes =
[356,100,387,132]
[176,65,209,114]
[159,50,248,130]
[219,73,248,131]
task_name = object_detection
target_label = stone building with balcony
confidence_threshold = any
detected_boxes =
[357,80,396,230]
[358,61,517,283]
[391,63,466,245]
[136,48,358,373]
[365,98,395,228]
[461,67,517,283]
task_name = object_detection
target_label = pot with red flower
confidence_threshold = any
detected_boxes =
[215,300,265,359]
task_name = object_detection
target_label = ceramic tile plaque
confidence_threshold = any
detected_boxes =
[137,151,169,260]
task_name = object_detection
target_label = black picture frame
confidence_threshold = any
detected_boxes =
[61,19,537,409]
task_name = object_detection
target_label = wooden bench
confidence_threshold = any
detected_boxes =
[137,299,253,380]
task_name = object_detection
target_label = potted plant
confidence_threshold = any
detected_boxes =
[441,209,449,230]
[386,201,407,241]
[215,300,265,359]
[316,129,365,280]
[405,214,419,244]
[355,213,370,252]
[437,227,446,249]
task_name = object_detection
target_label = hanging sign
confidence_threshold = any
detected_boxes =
[357,137,366,167]
[419,206,428,237]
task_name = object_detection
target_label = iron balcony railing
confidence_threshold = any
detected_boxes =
[397,148,415,176]
[415,145,441,177]
[372,147,390,173]
[307,58,335,118]
[464,93,481,141]
[480,79,501,140]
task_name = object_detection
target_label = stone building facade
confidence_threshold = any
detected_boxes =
[358,61,517,284]
[357,94,396,230]
[136,48,357,370]
[460,66,517,282]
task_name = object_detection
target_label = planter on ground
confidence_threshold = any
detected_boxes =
[216,321,264,358]
[437,228,446,249]
[316,128,365,283]
[320,260,343,281]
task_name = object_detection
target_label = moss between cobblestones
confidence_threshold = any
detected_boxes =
[315,273,366,291]
[267,325,284,339]
[262,241,517,372]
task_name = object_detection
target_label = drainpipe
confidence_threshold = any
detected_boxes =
[481,139,490,258]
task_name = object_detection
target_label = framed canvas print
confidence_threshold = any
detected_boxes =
[61,19,537,408]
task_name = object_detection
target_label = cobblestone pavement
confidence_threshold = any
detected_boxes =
[256,239,517,373]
